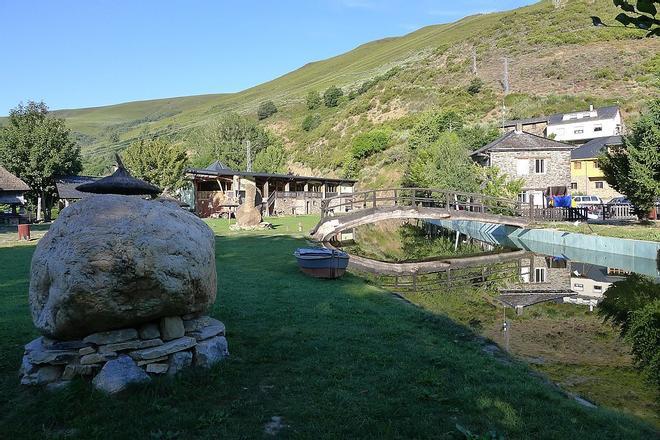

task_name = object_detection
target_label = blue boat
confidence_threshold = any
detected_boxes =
[294,248,349,279]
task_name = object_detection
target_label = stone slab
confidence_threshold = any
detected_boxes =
[129,336,196,361]
[146,363,168,374]
[138,323,161,340]
[98,338,162,354]
[136,356,169,366]
[83,329,138,346]
[188,320,225,342]
[183,316,210,332]
[160,316,185,341]
[81,352,116,365]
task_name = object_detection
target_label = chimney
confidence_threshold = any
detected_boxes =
[515,122,523,133]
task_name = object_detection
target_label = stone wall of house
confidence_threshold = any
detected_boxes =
[507,256,571,291]
[490,150,571,190]
[273,196,322,215]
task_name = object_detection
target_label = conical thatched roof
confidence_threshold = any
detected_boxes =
[0,165,30,192]
[76,154,161,196]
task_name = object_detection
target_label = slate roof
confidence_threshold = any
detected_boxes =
[471,130,575,156]
[571,135,623,160]
[502,116,548,127]
[187,163,357,184]
[547,105,620,126]
[204,161,231,172]
[55,175,99,200]
[0,165,30,192]
[497,291,576,308]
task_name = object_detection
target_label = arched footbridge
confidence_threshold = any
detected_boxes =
[311,188,540,241]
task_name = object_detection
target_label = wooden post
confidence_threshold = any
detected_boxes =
[528,196,535,220]
[394,189,398,206]
[372,191,377,208]
[446,192,452,212]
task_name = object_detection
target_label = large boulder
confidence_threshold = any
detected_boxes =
[30,195,217,340]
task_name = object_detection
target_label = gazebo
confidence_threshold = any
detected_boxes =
[0,165,30,225]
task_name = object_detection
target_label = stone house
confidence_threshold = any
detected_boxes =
[471,127,575,206]
[185,161,356,218]
[570,135,623,202]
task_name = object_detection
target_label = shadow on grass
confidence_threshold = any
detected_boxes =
[0,234,656,439]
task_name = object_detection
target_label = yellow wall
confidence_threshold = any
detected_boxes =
[570,159,621,200]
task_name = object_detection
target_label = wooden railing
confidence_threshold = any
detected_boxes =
[320,188,525,220]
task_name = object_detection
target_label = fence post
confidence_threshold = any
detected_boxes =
[411,190,416,207]
[446,192,452,212]
[528,197,535,220]
[372,191,377,208]
[394,189,398,206]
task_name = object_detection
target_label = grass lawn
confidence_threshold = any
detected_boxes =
[538,221,660,242]
[0,215,657,439]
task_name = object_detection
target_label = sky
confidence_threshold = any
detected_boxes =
[0,0,536,113]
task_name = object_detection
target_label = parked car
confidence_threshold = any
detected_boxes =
[608,196,631,205]
[573,195,603,206]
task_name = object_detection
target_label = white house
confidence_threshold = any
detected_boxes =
[546,105,623,143]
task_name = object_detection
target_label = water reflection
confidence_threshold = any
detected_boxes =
[331,219,660,422]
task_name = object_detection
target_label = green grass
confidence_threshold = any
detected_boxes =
[538,222,660,242]
[0,216,657,438]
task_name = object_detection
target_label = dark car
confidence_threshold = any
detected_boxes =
[608,196,631,205]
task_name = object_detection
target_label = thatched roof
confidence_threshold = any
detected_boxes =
[0,165,30,192]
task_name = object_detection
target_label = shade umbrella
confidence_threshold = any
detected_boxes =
[76,154,161,196]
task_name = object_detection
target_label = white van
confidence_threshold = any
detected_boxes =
[573,195,603,206]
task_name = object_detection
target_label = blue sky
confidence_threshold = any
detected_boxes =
[0,0,535,113]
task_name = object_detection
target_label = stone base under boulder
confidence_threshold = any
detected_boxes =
[20,315,228,393]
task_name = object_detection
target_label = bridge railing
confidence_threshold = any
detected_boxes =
[320,188,524,220]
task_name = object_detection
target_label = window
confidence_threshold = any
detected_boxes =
[573,283,584,291]
[574,127,584,135]
[593,160,600,169]
[516,159,529,176]
[593,124,603,132]
[570,182,578,190]
[595,181,604,189]
[534,159,545,174]
[593,285,603,292]
[534,267,546,283]
[520,266,530,283]
[518,192,529,204]
[574,161,582,170]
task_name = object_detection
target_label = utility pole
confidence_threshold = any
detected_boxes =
[471,48,477,75]
[502,57,510,95]
[246,140,252,172]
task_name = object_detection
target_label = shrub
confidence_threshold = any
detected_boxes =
[350,129,390,159]
[305,91,321,110]
[594,68,616,80]
[466,78,484,95]
[323,86,343,108]
[301,114,321,132]
[257,101,278,120]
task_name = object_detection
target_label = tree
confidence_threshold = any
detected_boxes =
[592,1,659,37]
[404,132,479,191]
[323,86,343,108]
[599,99,660,218]
[253,142,286,174]
[466,78,484,95]
[305,90,321,110]
[122,138,188,194]
[350,129,390,159]
[0,101,82,221]
[598,274,660,385]
[257,101,278,120]
[301,114,321,132]
[195,113,273,171]
[408,110,465,151]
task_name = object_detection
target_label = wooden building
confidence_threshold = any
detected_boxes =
[55,175,99,207]
[185,162,357,218]
[0,165,30,225]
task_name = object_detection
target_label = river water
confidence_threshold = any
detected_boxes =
[331,219,660,425]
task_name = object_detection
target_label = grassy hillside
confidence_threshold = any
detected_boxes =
[13,0,659,181]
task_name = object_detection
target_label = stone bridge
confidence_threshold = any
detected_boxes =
[311,188,531,241]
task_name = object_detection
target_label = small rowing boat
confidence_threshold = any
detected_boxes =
[294,248,349,279]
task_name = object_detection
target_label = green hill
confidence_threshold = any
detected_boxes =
[18,0,660,181]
